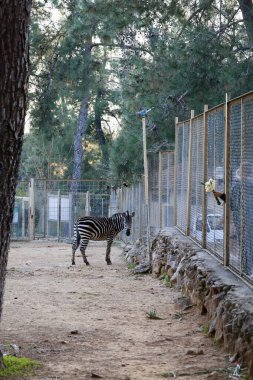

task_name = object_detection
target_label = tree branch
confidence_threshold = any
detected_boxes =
[178,0,216,36]
[91,42,153,57]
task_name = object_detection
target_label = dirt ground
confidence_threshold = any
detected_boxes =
[0,241,233,380]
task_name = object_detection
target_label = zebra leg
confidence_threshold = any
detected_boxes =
[72,226,80,265]
[72,246,76,265]
[80,239,90,266]
[105,238,113,265]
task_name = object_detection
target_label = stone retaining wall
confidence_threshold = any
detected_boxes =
[124,227,253,377]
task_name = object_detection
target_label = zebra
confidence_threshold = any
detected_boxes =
[72,211,135,266]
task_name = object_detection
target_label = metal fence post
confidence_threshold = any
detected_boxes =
[69,192,73,240]
[186,110,194,235]
[21,198,25,238]
[202,105,208,248]
[224,94,230,266]
[118,188,122,212]
[57,190,61,242]
[174,117,179,226]
[85,191,90,216]
[43,180,47,238]
[29,178,35,241]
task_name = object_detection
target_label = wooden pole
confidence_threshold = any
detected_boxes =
[186,110,194,235]
[224,94,230,267]
[202,105,208,248]
[174,117,179,226]
[142,116,151,262]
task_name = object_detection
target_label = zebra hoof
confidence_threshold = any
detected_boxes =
[106,260,112,265]
[72,262,75,265]
[85,262,90,266]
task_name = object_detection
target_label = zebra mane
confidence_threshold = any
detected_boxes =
[111,211,128,219]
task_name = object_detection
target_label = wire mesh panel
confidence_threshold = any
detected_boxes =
[11,181,30,240]
[109,189,118,216]
[206,106,225,259]
[132,181,141,242]
[117,186,132,244]
[121,186,130,213]
[176,121,190,233]
[189,116,204,243]
[229,99,242,271]
[230,94,253,279]
[241,95,253,279]
[149,154,159,236]
[161,151,174,227]
[140,177,147,242]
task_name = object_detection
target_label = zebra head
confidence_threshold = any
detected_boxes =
[122,211,135,236]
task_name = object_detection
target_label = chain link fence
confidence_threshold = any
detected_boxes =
[11,91,253,285]
[11,179,110,242]
[176,121,190,234]
[175,91,253,284]
[189,115,204,244]
[110,151,175,244]
[229,95,253,277]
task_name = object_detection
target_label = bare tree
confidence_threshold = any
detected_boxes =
[0,0,31,322]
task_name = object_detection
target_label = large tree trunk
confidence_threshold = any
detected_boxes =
[94,88,109,166]
[72,43,93,184]
[71,43,92,220]
[72,94,89,182]
[238,0,253,47]
[0,0,31,321]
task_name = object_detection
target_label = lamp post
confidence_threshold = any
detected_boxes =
[137,108,152,263]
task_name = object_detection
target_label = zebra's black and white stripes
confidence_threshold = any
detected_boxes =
[72,211,135,265]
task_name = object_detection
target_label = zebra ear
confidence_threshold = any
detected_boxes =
[131,212,135,217]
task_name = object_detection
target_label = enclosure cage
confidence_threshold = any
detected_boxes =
[11,179,110,242]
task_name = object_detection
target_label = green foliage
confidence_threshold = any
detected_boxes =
[146,308,163,320]
[202,323,210,335]
[26,0,253,183]
[127,262,136,269]
[163,274,172,288]
[109,124,144,185]
[0,356,41,378]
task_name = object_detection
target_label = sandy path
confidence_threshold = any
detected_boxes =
[0,241,229,379]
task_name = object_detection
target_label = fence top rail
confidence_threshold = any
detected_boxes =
[176,90,253,125]
[34,179,109,183]
[152,150,175,154]
[206,102,224,114]
[176,119,191,126]
[228,89,253,104]
[160,150,175,154]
